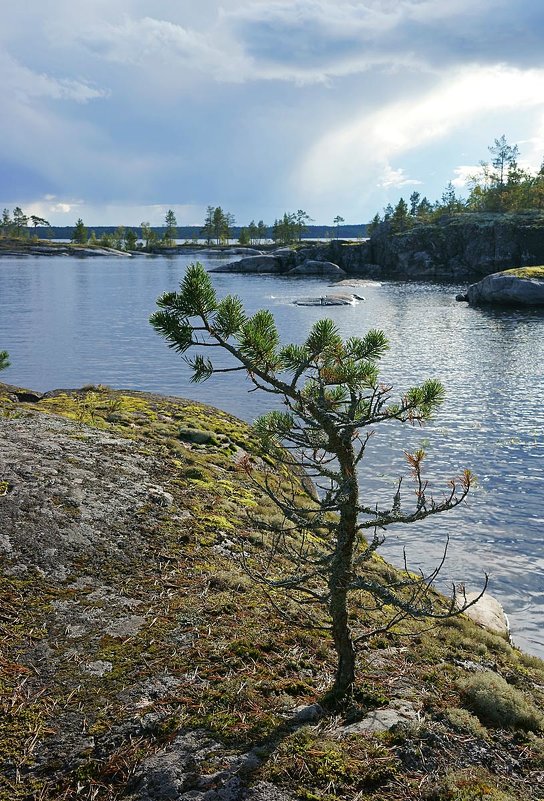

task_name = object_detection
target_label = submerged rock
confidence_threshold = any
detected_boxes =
[219,247,263,255]
[293,293,360,306]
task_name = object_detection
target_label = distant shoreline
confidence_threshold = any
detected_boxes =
[0,239,354,258]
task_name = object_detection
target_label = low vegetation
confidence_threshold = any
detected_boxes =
[0,384,543,799]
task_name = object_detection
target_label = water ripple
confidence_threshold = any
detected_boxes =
[1,257,543,656]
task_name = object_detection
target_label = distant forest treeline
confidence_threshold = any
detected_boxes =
[34,224,368,241]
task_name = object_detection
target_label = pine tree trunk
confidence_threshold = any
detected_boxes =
[330,580,356,697]
[328,437,358,699]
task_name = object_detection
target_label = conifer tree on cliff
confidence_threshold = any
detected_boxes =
[151,263,484,699]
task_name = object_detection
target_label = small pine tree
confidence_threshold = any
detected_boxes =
[257,220,268,243]
[238,227,250,246]
[151,262,485,700]
[72,218,87,245]
[12,207,28,238]
[367,213,381,236]
[125,229,138,251]
[333,215,345,239]
[0,351,9,371]
[163,210,178,246]
[248,220,258,245]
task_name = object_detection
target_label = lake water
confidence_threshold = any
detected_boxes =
[1,252,543,657]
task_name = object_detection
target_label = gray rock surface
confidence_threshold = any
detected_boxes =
[298,212,544,279]
[209,255,283,273]
[459,592,510,637]
[467,271,544,305]
[336,700,420,736]
[290,703,324,722]
[129,730,289,801]
[287,259,345,276]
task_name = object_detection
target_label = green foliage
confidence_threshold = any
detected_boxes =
[124,228,137,250]
[12,207,28,238]
[29,215,50,233]
[272,210,312,244]
[163,209,178,246]
[140,221,158,249]
[333,214,345,239]
[201,206,234,245]
[215,295,247,338]
[262,728,399,796]
[113,225,126,250]
[72,218,87,245]
[426,770,520,801]
[461,671,543,731]
[238,226,250,246]
[503,266,544,279]
[0,351,9,371]
[443,706,489,739]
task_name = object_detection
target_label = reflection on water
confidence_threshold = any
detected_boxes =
[1,254,543,656]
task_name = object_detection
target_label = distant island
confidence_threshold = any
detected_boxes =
[2,135,544,288]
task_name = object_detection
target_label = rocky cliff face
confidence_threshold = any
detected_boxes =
[313,212,544,280]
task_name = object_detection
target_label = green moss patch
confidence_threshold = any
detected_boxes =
[503,266,544,279]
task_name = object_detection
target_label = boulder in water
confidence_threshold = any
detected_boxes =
[209,255,283,273]
[467,267,544,306]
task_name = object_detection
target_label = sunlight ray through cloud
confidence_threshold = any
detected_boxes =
[299,65,544,203]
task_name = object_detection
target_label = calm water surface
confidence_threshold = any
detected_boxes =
[1,253,543,656]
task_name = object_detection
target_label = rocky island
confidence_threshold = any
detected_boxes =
[1,383,543,801]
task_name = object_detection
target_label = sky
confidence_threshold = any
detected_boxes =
[2,0,544,227]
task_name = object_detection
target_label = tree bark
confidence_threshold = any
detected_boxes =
[328,435,358,699]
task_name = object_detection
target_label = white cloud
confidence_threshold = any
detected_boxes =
[451,165,480,189]
[49,202,80,214]
[15,199,208,227]
[378,165,422,188]
[3,0,544,224]
[69,3,427,87]
[74,15,249,83]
